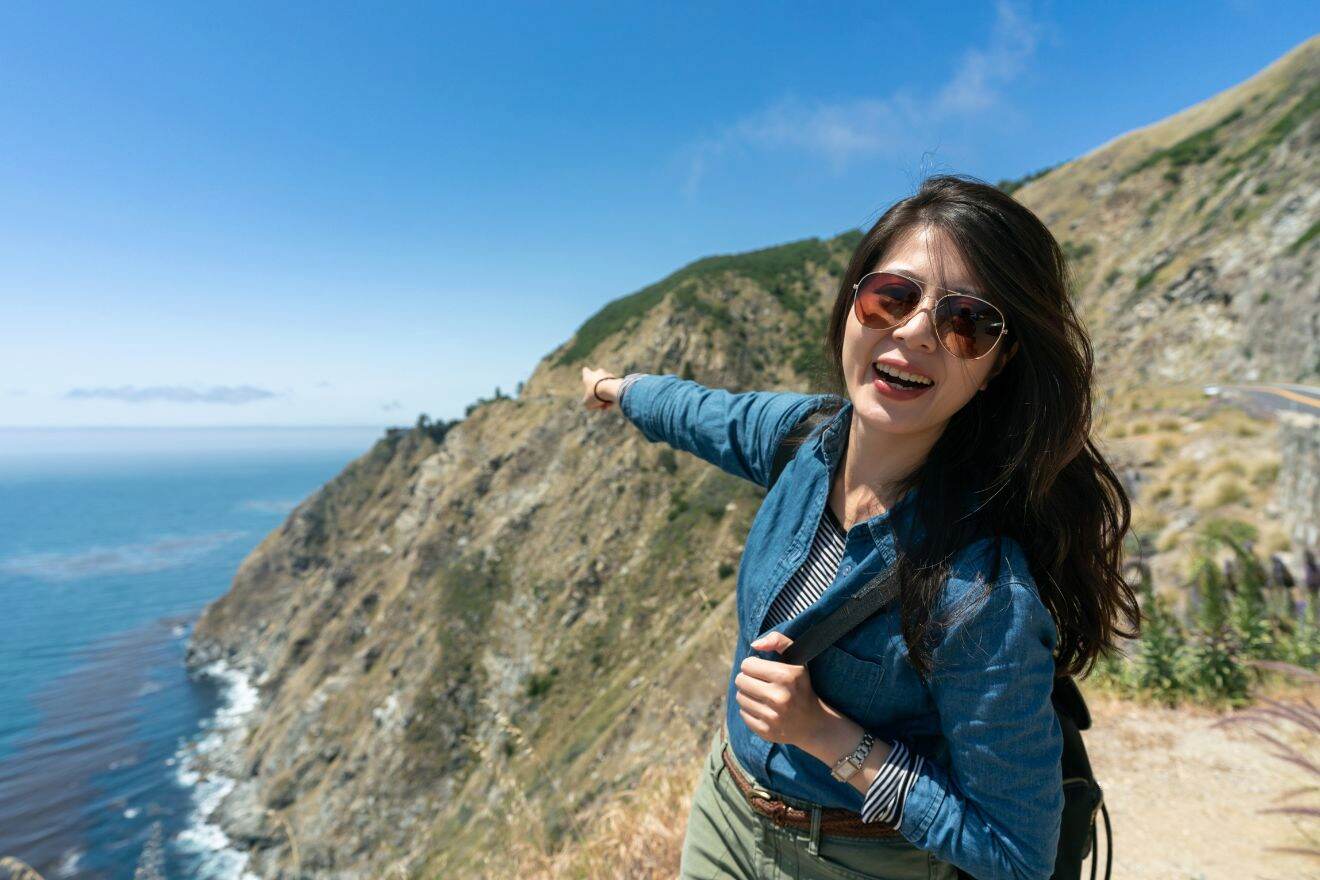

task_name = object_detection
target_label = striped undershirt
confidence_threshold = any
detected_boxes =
[617,373,924,829]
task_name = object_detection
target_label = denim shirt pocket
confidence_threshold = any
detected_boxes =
[808,644,887,724]
[823,612,936,735]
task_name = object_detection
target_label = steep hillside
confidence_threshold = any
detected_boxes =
[183,35,1319,879]
[1012,33,1318,395]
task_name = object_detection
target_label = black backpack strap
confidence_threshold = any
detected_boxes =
[768,403,896,666]
[1052,673,1093,731]
[779,572,898,666]
[769,405,824,489]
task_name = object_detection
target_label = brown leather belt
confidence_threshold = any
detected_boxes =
[718,734,903,839]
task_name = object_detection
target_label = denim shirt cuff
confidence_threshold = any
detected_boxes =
[615,372,662,431]
[899,759,949,842]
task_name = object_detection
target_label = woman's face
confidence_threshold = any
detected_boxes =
[842,225,1011,436]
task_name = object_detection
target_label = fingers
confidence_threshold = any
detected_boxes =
[749,631,794,654]
[739,654,799,681]
[581,366,616,411]
[735,690,775,726]
[735,671,790,706]
[581,366,607,410]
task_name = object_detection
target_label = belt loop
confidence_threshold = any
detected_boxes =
[808,805,822,855]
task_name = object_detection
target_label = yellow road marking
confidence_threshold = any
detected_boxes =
[1228,384,1320,411]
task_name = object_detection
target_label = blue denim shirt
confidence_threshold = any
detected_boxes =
[619,373,1064,880]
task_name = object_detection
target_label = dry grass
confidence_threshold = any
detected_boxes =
[497,745,696,879]
[1153,435,1180,457]
[1192,473,1251,511]
[1210,661,1320,870]
[1251,459,1282,488]
[1166,457,1202,481]
[1131,506,1169,541]
[1203,458,1248,479]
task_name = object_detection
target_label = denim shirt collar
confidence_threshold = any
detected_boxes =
[811,395,926,560]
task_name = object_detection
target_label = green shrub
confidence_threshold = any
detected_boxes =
[1125,108,1243,178]
[1286,218,1320,256]
[553,235,836,366]
[1094,518,1319,708]
[1133,589,1191,705]
[996,161,1065,195]
[1183,625,1253,707]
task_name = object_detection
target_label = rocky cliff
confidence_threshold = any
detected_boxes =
[183,34,1319,879]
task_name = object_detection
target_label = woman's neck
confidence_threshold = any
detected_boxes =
[832,411,942,524]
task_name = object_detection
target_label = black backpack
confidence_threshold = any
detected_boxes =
[769,416,1112,880]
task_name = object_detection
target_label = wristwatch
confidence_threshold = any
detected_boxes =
[829,731,875,782]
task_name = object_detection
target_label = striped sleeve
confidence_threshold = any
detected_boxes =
[615,372,647,403]
[860,739,925,827]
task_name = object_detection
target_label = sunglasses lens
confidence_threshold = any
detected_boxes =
[854,273,919,328]
[937,296,1006,359]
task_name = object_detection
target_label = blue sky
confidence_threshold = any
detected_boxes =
[2,1,1315,428]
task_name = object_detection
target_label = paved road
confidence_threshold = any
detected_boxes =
[1207,382,1320,419]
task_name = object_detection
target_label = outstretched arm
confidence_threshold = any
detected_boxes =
[583,367,828,489]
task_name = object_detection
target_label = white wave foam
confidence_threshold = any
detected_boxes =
[53,846,83,878]
[172,657,263,880]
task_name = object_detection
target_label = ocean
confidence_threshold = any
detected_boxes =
[0,427,386,879]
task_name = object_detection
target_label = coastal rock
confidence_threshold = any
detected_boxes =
[215,778,285,851]
[0,857,45,880]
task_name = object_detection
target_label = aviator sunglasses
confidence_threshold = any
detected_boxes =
[851,270,1009,360]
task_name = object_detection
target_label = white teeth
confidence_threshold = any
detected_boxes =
[875,363,933,386]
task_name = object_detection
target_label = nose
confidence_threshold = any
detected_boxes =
[890,298,940,353]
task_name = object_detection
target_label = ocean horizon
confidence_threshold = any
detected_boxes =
[0,425,388,879]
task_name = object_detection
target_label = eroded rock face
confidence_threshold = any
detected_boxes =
[180,36,1320,880]
[1162,258,1230,307]
[1279,412,1320,547]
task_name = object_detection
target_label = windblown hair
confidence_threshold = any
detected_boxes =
[785,173,1141,682]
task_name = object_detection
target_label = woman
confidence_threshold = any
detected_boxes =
[580,174,1139,880]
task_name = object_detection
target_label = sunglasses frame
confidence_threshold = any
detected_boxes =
[850,269,1010,361]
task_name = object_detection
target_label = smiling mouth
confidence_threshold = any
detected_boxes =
[872,362,935,390]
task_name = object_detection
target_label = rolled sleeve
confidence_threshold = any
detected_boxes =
[616,373,827,488]
[860,738,925,827]
[897,579,1064,880]
[615,372,647,404]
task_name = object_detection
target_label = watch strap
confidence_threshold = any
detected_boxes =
[830,731,875,782]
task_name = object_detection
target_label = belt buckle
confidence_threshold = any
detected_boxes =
[723,741,767,796]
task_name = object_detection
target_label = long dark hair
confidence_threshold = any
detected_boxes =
[788,173,1140,682]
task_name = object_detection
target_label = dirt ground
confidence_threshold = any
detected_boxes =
[1082,682,1319,880]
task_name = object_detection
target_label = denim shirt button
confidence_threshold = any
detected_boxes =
[840,562,853,575]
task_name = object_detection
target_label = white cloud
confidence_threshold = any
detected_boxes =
[933,0,1043,114]
[64,385,278,405]
[680,0,1046,196]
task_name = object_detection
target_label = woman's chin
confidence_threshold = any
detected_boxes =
[854,395,906,426]
[854,390,944,432]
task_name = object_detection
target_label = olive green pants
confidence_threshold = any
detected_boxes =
[679,726,959,880]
